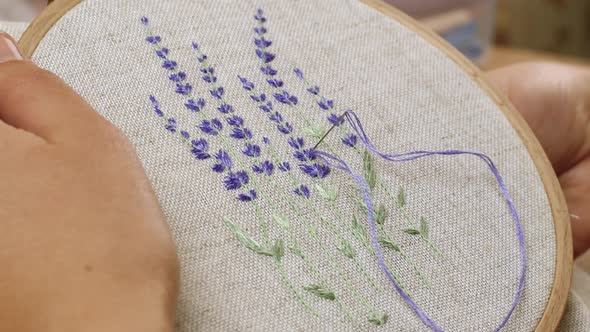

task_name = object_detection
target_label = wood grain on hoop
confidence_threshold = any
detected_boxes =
[18,0,572,330]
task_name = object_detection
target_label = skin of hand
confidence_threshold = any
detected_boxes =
[0,33,179,332]
[487,62,590,258]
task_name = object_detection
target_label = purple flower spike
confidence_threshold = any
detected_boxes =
[254,27,267,35]
[156,48,169,59]
[212,149,232,172]
[218,103,234,114]
[230,127,253,140]
[198,118,223,135]
[141,16,149,25]
[278,161,291,172]
[169,71,186,82]
[294,68,304,79]
[192,41,199,50]
[145,36,161,44]
[260,65,277,76]
[259,102,273,113]
[162,60,177,70]
[255,37,272,48]
[238,76,255,91]
[197,54,208,63]
[185,98,205,112]
[318,97,334,110]
[226,115,244,127]
[288,137,305,149]
[164,118,177,133]
[237,189,258,202]
[307,86,320,95]
[267,78,283,88]
[210,87,224,99]
[191,138,210,160]
[243,143,261,157]
[277,122,293,135]
[294,185,311,199]
[250,93,266,103]
[175,82,192,95]
[273,91,298,105]
[328,113,345,126]
[255,49,275,63]
[342,134,358,148]
[299,163,331,179]
[180,130,190,139]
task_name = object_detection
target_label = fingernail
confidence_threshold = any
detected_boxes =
[0,32,24,63]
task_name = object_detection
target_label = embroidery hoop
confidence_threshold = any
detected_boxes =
[17,0,573,330]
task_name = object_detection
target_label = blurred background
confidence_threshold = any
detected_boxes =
[0,0,588,68]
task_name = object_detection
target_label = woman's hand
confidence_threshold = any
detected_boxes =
[487,62,590,258]
[0,32,178,332]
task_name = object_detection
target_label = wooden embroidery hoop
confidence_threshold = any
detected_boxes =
[18,0,573,330]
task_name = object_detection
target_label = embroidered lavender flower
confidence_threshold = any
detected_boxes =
[252,160,274,176]
[210,87,224,99]
[342,134,358,148]
[243,143,261,157]
[169,71,186,82]
[212,149,232,173]
[218,104,234,114]
[185,98,205,112]
[254,8,267,23]
[239,76,255,91]
[191,138,211,160]
[328,113,345,126]
[237,189,258,202]
[149,95,164,117]
[278,161,291,172]
[250,93,266,103]
[156,48,169,59]
[254,27,267,35]
[146,35,161,44]
[255,37,272,48]
[180,130,190,139]
[165,118,177,133]
[140,16,149,25]
[299,164,331,179]
[162,60,177,70]
[273,90,298,105]
[260,65,277,76]
[294,68,304,79]
[198,118,223,135]
[294,184,311,199]
[224,171,249,190]
[175,82,192,95]
[267,78,283,88]
[262,137,270,145]
[318,97,334,110]
[307,86,320,95]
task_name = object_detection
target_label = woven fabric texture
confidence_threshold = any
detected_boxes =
[0,20,28,39]
[29,0,566,330]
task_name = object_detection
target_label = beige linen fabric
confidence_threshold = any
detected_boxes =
[0,20,28,39]
[25,0,582,330]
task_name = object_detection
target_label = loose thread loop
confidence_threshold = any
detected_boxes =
[316,110,526,332]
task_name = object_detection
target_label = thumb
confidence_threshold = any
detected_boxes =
[0,31,111,145]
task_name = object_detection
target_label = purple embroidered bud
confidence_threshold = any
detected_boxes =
[226,115,244,127]
[175,82,192,95]
[180,130,190,139]
[185,98,205,112]
[230,127,253,140]
[269,112,283,123]
[198,118,223,135]
[162,60,177,70]
[255,49,275,63]
[254,9,266,23]
[202,74,217,83]
[154,107,164,117]
[164,118,177,133]
[273,91,298,105]
[277,122,293,135]
[254,37,272,48]
[294,184,311,199]
[294,149,317,162]
[267,78,283,88]
[342,134,358,148]
[197,54,208,62]
[262,137,270,145]
[242,143,261,157]
[149,96,164,117]
[218,103,234,114]
[212,149,232,172]
[238,76,255,91]
[288,137,305,150]
[156,48,169,59]
[200,67,215,74]
[250,93,266,103]
[259,102,273,113]
[260,65,277,76]
[224,171,248,190]
[252,160,274,176]
[169,71,186,82]
[307,86,320,95]
[299,163,331,179]
[278,161,291,172]
[254,27,267,35]
[210,87,224,99]
[328,113,345,126]
[191,138,210,160]
[145,36,161,44]
[237,189,257,202]
[294,68,304,79]
[318,97,334,110]
[140,16,149,25]
[192,41,199,50]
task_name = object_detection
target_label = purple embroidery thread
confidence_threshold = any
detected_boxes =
[317,110,526,332]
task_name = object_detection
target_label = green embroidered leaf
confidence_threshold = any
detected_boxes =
[272,239,285,262]
[224,217,263,253]
[403,228,421,236]
[420,216,429,238]
[377,235,400,252]
[308,226,318,238]
[288,243,304,258]
[357,201,368,214]
[368,313,388,326]
[363,149,377,190]
[304,284,336,301]
[397,188,406,208]
[315,183,338,202]
[272,213,290,230]
[351,215,367,244]
[337,240,356,259]
[375,203,387,225]
[302,125,325,138]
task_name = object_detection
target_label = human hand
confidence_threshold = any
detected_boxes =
[487,62,590,258]
[0,33,178,331]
